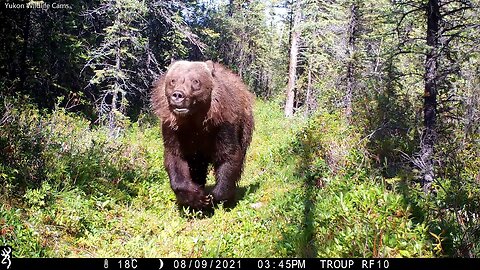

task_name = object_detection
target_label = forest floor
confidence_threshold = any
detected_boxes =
[1,100,436,257]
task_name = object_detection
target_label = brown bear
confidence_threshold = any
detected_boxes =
[151,60,254,209]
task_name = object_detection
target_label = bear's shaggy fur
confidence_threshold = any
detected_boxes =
[151,60,254,208]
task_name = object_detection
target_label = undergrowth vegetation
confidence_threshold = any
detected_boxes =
[1,98,478,257]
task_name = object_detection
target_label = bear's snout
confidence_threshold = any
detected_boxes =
[171,90,186,104]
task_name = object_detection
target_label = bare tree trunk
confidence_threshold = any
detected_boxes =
[19,9,30,91]
[419,0,440,193]
[109,22,122,134]
[304,66,312,117]
[285,0,301,117]
[345,3,359,120]
[228,0,235,17]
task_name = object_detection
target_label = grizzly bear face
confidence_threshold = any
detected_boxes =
[163,61,215,117]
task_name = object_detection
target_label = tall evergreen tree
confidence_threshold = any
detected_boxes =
[84,0,150,133]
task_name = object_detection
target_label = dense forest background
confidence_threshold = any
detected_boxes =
[1,0,480,258]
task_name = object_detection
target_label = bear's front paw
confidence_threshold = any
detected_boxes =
[210,185,235,204]
[177,186,212,209]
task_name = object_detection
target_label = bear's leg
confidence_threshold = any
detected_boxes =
[188,157,209,187]
[211,151,244,203]
[164,152,211,208]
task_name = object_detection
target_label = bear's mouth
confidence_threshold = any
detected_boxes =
[173,108,189,115]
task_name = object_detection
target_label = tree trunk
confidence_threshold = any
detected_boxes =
[228,0,234,16]
[19,9,30,91]
[285,0,301,117]
[345,3,359,120]
[304,66,312,117]
[420,0,440,193]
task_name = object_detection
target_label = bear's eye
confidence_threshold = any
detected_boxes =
[192,79,200,85]
[170,79,176,86]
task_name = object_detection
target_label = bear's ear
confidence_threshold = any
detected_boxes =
[167,58,177,69]
[205,60,215,76]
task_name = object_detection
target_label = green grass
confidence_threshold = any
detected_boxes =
[1,99,438,257]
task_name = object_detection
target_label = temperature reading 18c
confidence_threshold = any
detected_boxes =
[118,259,138,269]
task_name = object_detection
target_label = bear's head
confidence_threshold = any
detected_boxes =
[163,60,215,117]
